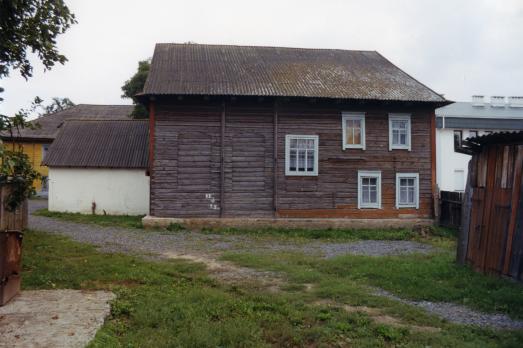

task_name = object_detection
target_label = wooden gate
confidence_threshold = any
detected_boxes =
[439,191,462,228]
[458,134,523,282]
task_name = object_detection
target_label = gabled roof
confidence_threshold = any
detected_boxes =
[142,43,447,104]
[436,102,523,119]
[1,104,133,142]
[43,119,148,169]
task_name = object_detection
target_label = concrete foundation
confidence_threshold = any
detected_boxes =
[142,215,434,230]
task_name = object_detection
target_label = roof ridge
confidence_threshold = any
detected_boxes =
[64,118,144,122]
[156,42,377,53]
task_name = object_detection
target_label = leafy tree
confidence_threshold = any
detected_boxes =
[122,59,150,118]
[0,1,75,209]
[0,0,77,79]
[0,98,43,210]
[38,97,75,115]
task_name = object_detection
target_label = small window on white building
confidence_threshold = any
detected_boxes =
[396,173,419,209]
[342,112,365,149]
[468,130,478,138]
[358,171,381,209]
[454,170,465,191]
[453,130,463,152]
[389,114,411,151]
[285,135,319,176]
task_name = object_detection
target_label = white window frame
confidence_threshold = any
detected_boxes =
[285,135,319,176]
[389,113,411,151]
[342,112,366,150]
[395,173,419,209]
[358,170,382,209]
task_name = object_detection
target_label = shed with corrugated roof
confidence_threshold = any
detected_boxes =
[43,119,149,215]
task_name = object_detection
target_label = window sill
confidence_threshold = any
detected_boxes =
[343,145,365,150]
[285,172,318,177]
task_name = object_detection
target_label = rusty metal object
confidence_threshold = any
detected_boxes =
[0,231,24,306]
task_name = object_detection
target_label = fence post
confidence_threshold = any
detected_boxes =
[457,157,474,264]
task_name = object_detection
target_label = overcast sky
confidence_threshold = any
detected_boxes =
[1,0,522,118]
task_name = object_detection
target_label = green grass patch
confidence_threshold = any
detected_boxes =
[33,208,144,229]
[22,230,523,347]
[223,250,523,321]
[201,226,421,241]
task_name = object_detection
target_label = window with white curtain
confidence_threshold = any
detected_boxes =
[358,171,381,208]
[285,135,319,176]
[389,114,411,150]
[396,173,419,209]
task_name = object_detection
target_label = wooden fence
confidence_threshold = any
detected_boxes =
[439,191,463,229]
[457,142,523,282]
[0,185,28,231]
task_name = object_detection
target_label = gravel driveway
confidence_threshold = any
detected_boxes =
[28,200,434,260]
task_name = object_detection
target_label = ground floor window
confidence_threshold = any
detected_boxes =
[358,171,381,208]
[285,135,319,176]
[396,173,419,209]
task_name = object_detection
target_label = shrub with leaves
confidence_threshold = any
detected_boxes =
[0,98,42,211]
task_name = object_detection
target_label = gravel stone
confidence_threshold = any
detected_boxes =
[28,200,435,259]
[373,288,523,330]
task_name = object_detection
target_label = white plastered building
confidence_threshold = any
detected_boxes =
[436,96,523,192]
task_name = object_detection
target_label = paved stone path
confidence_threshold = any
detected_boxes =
[0,290,114,348]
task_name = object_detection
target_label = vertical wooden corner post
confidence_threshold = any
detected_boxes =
[430,110,438,220]
[273,98,279,217]
[148,97,156,216]
[457,157,474,265]
[220,100,226,217]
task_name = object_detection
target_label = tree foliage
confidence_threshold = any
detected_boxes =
[0,1,75,210]
[0,0,77,79]
[0,98,44,210]
[122,59,150,118]
[38,97,75,115]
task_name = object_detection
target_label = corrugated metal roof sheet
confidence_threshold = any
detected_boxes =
[436,102,523,119]
[459,131,523,154]
[143,43,447,103]
[43,119,148,169]
[1,104,133,141]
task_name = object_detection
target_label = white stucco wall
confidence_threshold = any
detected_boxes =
[436,128,503,192]
[48,168,149,215]
[436,129,471,192]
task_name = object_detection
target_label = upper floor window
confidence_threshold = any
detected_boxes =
[389,114,411,151]
[42,144,50,160]
[358,170,381,209]
[285,135,319,176]
[453,130,462,151]
[342,112,365,150]
[396,173,419,209]
[468,130,478,138]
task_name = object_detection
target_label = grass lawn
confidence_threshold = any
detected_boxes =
[22,229,523,347]
[34,208,144,229]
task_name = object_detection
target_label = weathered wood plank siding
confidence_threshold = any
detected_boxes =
[151,98,434,219]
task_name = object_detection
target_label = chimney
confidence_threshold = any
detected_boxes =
[471,95,484,106]
[508,96,523,108]
[490,96,506,107]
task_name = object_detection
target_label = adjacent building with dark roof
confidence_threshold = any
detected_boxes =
[43,119,150,215]
[0,104,132,194]
[140,43,450,225]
